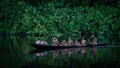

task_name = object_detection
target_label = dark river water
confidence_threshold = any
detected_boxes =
[0,35,120,68]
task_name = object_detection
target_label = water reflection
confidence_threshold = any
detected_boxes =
[68,49,73,57]
[31,47,98,59]
[75,47,97,58]
[0,36,120,68]
[35,52,48,57]
[81,48,86,57]
[91,47,97,58]
[52,50,59,59]
[75,48,80,54]
[30,49,49,57]
[60,49,67,55]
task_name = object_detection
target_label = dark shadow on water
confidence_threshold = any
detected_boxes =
[91,47,97,58]
[23,59,120,68]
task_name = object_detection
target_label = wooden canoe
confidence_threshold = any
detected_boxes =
[30,42,106,50]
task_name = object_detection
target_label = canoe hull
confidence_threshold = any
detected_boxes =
[30,43,106,50]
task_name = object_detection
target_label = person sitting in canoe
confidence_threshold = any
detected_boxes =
[60,41,63,46]
[60,40,67,46]
[90,34,97,45]
[62,40,67,46]
[81,36,86,46]
[36,39,48,45]
[68,37,73,46]
[52,36,59,46]
[75,38,81,46]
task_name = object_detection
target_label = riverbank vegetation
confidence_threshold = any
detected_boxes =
[0,0,120,37]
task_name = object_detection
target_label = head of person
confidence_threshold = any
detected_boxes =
[82,36,86,40]
[63,40,66,42]
[90,34,94,38]
[69,37,71,40]
[53,36,57,40]
[38,38,42,41]
[77,39,81,42]
[90,32,97,38]
[53,36,56,39]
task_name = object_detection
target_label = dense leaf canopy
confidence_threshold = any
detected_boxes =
[0,0,120,37]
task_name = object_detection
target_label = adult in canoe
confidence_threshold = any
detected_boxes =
[81,36,86,46]
[90,33,97,45]
[52,36,59,46]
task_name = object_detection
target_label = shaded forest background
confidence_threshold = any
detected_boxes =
[0,0,120,37]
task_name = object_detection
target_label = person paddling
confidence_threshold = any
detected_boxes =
[52,36,59,46]
[68,37,73,46]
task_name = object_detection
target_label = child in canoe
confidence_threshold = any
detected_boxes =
[61,40,67,46]
[75,37,81,46]
[68,37,73,46]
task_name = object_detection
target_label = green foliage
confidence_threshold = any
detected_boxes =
[0,0,120,36]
